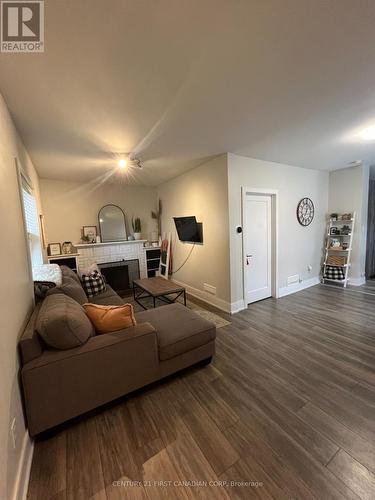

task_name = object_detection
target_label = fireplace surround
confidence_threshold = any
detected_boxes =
[98,259,140,295]
[76,240,147,280]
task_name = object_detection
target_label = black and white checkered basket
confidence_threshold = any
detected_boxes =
[324,266,345,281]
[81,270,106,297]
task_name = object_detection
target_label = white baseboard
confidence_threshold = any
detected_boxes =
[230,299,246,314]
[172,279,232,313]
[278,276,320,298]
[348,277,366,286]
[12,432,34,500]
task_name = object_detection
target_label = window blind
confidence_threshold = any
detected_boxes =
[22,187,40,236]
[21,173,43,268]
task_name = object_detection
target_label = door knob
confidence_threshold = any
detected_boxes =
[246,254,252,265]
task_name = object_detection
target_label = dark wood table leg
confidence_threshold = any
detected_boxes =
[184,289,187,306]
[153,296,156,308]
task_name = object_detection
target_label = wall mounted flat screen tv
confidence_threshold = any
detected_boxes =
[173,216,203,243]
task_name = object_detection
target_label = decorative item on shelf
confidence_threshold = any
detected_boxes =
[342,242,349,250]
[47,243,61,256]
[82,226,97,243]
[297,197,314,226]
[341,225,351,235]
[62,241,74,254]
[330,238,341,249]
[327,255,346,266]
[132,217,142,240]
[151,199,162,237]
[98,204,127,242]
[96,235,101,243]
[127,235,135,241]
[330,227,339,235]
[342,213,353,221]
[81,234,93,244]
[330,213,338,221]
[324,266,345,280]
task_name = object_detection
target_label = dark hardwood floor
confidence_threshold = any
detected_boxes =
[27,285,375,499]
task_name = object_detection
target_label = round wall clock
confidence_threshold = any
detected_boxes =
[297,197,314,226]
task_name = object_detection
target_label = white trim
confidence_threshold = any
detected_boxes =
[76,240,147,248]
[230,299,246,314]
[11,432,34,500]
[278,276,320,297]
[241,187,279,306]
[348,276,366,286]
[172,279,231,313]
[15,158,36,308]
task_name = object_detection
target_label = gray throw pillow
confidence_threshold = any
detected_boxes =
[37,294,94,350]
[60,265,81,285]
[47,277,87,305]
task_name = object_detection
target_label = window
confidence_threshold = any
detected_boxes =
[21,173,43,269]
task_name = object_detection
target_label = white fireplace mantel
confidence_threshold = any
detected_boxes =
[75,240,147,248]
[76,240,147,278]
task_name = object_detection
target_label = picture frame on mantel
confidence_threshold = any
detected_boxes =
[82,225,97,243]
[47,242,61,256]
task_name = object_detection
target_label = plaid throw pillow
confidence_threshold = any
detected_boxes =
[324,266,345,280]
[81,270,106,297]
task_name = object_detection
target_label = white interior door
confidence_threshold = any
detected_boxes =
[244,194,272,304]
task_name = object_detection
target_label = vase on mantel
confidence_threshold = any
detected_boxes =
[133,233,142,240]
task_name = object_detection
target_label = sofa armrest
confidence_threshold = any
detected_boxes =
[23,322,157,370]
[22,322,159,435]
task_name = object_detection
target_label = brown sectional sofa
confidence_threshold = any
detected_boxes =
[19,267,216,436]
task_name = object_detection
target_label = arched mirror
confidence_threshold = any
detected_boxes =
[98,204,127,242]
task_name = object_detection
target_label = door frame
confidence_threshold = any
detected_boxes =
[241,187,279,304]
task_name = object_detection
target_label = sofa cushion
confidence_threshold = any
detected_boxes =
[135,303,216,361]
[60,265,81,285]
[47,277,88,305]
[83,303,136,334]
[88,286,124,306]
[36,294,94,350]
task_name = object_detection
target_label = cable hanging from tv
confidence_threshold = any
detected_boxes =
[171,243,196,274]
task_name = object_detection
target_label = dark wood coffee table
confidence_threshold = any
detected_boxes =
[133,277,186,309]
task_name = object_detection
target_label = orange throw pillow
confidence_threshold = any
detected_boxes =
[83,303,136,334]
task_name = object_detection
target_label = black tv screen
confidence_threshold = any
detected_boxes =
[173,216,202,243]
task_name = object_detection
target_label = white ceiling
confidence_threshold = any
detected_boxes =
[1,0,375,185]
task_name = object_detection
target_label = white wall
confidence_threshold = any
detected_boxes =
[329,165,370,284]
[40,179,158,245]
[0,94,40,500]
[157,155,231,311]
[228,153,329,306]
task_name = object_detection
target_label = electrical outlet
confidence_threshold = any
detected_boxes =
[10,418,17,449]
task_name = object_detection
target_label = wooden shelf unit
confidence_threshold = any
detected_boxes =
[47,253,79,272]
[322,214,355,287]
[144,247,161,278]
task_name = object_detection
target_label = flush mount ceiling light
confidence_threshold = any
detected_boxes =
[118,158,127,169]
[117,155,143,169]
[358,125,375,141]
